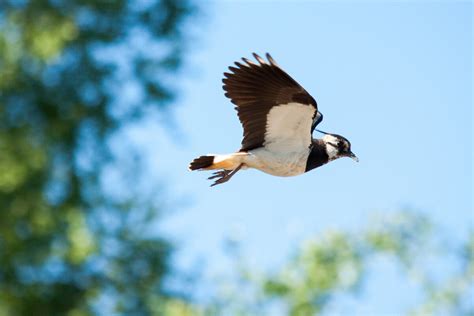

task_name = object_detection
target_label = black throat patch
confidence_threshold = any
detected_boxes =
[305,140,329,172]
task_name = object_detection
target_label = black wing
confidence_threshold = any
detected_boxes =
[223,53,321,152]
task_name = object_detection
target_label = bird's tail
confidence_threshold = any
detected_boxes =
[189,155,215,170]
[188,153,247,171]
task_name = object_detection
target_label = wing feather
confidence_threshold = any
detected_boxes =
[223,53,321,151]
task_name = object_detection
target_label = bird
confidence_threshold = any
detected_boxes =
[189,53,357,187]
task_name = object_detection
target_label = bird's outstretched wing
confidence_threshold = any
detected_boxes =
[223,53,322,152]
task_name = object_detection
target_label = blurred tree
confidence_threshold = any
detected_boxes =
[0,0,196,315]
[203,212,474,316]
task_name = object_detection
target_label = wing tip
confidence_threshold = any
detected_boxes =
[242,57,256,66]
[252,52,266,65]
[234,61,246,68]
[228,65,239,72]
[266,53,278,66]
[231,52,277,69]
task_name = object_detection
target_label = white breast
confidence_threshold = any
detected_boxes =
[243,147,311,177]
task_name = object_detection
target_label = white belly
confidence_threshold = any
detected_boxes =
[243,147,310,177]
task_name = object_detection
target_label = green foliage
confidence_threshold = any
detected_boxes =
[205,212,473,316]
[0,0,195,315]
[262,231,363,315]
[410,231,474,315]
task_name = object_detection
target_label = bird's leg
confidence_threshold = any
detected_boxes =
[208,170,231,180]
[208,164,243,187]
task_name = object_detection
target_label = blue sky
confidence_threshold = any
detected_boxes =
[126,1,471,312]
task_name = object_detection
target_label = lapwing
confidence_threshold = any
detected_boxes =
[189,53,357,186]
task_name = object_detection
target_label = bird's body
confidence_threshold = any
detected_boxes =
[189,53,357,186]
[247,146,311,177]
[208,147,310,178]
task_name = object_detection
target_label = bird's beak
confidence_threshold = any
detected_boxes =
[349,152,359,162]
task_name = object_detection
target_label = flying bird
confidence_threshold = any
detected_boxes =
[189,53,357,186]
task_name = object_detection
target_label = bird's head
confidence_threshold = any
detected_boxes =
[317,130,358,162]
